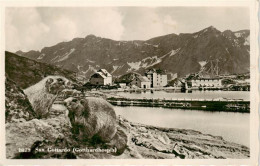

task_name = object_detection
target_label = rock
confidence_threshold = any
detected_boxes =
[5,78,36,123]
[24,76,71,118]
[116,118,250,159]
[65,97,117,143]
[6,119,63,158]
[6,102,72,159]
[154,132,171,145]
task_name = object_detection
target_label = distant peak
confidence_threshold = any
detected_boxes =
[208,25,216,29]
[198,26,220,34]
[85,34,97,38]
[15,50,25,55]
[204,26,218,31]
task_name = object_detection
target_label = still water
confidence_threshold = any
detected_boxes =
[115,90,250,101]
[114,106,250,147]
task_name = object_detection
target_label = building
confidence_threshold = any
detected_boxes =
[89,69,112,85]
[129,76,151,89]
[191,78,222,87]
[145,69,167,88]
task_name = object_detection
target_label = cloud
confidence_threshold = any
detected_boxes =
[6,7,124,52]
[6,8,50,52]
[5,7,249,52]
[121,8,178,40]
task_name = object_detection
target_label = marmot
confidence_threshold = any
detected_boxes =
[64,97,117,143]
[24,76,71,118]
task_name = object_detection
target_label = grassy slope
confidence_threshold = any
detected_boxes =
[5,51,77,89]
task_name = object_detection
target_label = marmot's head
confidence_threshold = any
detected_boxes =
[45,76,72,94]
[64,97,85,115]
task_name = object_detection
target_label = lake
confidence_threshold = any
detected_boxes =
[114,106,250,147]
[115,90,250,101]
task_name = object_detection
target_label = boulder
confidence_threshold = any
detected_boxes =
[6,119,63,158]
[6,103,72,159]
[5,78,36,123]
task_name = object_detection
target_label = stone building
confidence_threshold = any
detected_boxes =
[145,69,167,88]
[89,69,112,86]
[129,76,151,89]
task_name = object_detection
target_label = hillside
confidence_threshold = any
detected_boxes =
[17,26,250,79]
[5,51,77,89]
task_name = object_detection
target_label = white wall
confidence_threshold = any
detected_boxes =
[191,79,222,87]
[152,73,167,87]
[104,76,112,85]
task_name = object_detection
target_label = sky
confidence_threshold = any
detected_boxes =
[5,7,249,52]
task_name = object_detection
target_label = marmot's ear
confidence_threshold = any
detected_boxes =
[46,78,54,85]
[79,99,86,105]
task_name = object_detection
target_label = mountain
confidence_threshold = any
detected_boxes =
[5,51,77,89]
[17,26,250,80]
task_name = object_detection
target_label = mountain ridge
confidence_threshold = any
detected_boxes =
[16,26,250,80]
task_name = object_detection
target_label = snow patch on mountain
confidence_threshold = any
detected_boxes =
[81,65,96,75]
[144,42,159,48]
[37,53,45,60]
[153,44,159,48]
[234,32,243,38]
[86,59,95,63]
[244,36,250,45]
[77,65,83,71]
[169,48,181,57]
[111,65,120,74]
[144,56,162,68]
[127,61,141,71]
[225,48,230,54]
[193,34,199,38]
[134,42,140,47]
[57,48,75,62]
[198,61,207,68]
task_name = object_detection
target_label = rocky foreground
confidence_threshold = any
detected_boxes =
[5,76,249,159]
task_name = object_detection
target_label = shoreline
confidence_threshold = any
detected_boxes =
[107,97,250,113]
[116,116,250,159]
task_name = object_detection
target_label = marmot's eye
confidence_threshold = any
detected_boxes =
[57,78,63,82]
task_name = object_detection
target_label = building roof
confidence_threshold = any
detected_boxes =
[98,69,112,77]
[96,71,107,78]
[192,77,222,80]
[146,68,166,75]
[91,69,112,79]
[138,76,150,82]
